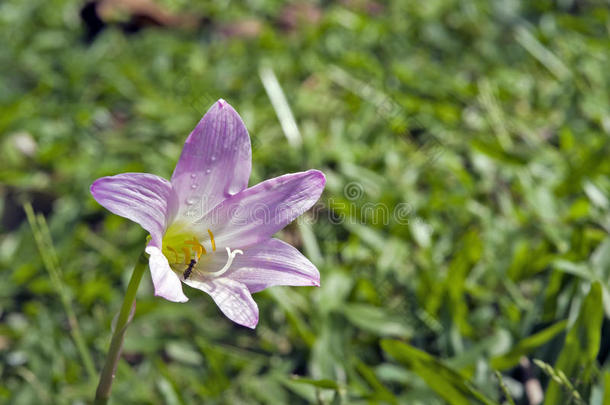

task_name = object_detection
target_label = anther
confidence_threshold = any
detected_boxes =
[181,247,191,264]
[185,237,205,259]
[208,229,216,252]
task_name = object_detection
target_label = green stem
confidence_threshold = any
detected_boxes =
[94,252,148,405]
[23,203,97,381]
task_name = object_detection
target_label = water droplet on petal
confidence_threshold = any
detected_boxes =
[191,184,197,189]
[205,169,211,174]
[228,183,241,195]
[190,173,196,179]
[210,155,216,162]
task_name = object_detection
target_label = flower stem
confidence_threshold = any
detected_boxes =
[94,252,148,404]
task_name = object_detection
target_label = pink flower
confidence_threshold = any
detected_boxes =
[91,99,325,328]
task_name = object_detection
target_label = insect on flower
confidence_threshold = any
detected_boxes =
[183,259,196,280]
[90,99,325,328]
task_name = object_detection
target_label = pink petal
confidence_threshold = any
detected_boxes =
[198,170,325,249]
[202,239,320,293]
[171,99,252,221]
[90,173,175,246]
[184,277,259,328]
[146,246,189,302]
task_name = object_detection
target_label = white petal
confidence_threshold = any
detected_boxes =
[146,246,188,303]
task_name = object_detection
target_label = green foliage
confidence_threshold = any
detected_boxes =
[381,339,497,405]
[490,320,567,371]
[543,282,603,404]
[535,359,585,405]
[1,0,610,403]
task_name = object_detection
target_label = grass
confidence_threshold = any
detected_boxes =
[1,0,610,404]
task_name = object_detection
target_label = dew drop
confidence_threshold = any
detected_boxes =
[205,169,211,174]
[190,173,196,179]
[210,155,216,162]
[228,183,241,195]
[191,184,197,189]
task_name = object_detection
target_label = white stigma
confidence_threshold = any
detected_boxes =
[205,247,243,277]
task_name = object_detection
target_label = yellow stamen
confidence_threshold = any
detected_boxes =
[185,237,205,259]
[166,246,179,263]
[208,229,216,252]
[182,247,191,264]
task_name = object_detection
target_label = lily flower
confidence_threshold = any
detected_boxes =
[90,99,325,328]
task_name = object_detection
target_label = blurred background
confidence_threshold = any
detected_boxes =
[2,0,610,404]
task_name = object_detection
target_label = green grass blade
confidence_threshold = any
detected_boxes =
[543,282,603,404]
[381,339,498,405]
[23,202,97,382]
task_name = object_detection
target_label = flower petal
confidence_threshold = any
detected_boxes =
[198,170,325,249]
[199,239,320,293]
[90,173,175,246]
[184,277,259,328]
[146,246,189,303]
[171,99,251,221]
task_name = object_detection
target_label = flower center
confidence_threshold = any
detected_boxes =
[161,223,242,279]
